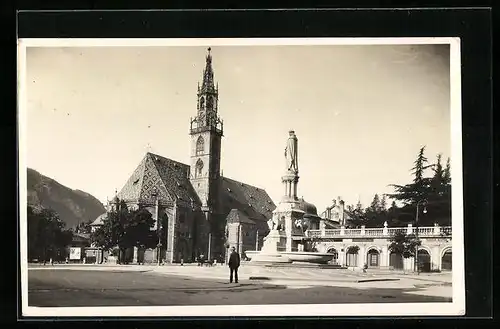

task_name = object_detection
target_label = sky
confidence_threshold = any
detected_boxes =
[23,41,451,213]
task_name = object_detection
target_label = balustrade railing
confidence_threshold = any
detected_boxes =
[306,225,452,239]
[364,228,384,236]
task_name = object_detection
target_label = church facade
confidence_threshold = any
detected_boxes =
[91,49,276,263]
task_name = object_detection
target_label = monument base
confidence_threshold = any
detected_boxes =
[248,229,293,264]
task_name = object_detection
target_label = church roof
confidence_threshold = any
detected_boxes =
[113,153,275,226]
[219,177,276,223]
[117,152,201,206]
[226,209,256,225]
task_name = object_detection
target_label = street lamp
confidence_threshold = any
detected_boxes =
[414,199,427,274]
[151,188,161,266]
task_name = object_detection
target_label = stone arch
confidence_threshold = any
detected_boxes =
[440,246,452,259]
[366,246,381,253]
[417,245,433,256]
[326,247,339,265]
[345,245,359,267]
[417,248,432,272]
[196,136,205,156]
[440,246,452,271]
[366,247,381,267]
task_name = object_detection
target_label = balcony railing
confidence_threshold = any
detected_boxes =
[305,225,452,239]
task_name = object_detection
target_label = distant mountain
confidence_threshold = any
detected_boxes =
[27,168,106,229]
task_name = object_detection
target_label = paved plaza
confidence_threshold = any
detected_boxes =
[27,263,452,307]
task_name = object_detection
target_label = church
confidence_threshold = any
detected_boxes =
[91,48,277,263]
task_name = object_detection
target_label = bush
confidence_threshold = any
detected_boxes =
[110,248,120,257]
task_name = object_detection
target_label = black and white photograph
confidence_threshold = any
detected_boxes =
[18,38,464,317]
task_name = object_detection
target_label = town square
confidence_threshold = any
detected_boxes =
[20,39,461,316]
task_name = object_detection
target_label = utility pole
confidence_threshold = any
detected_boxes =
[414,199,427,274]
[152,189,161,266]
[237,223,241,254]
[208,232,212,261]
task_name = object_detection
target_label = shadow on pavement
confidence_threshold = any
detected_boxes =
[27,269,452,307]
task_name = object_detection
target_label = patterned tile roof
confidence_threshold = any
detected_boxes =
[226,209,256,225]
[113,153,274,230]
[219,177,276,223]
[117,153,201,206]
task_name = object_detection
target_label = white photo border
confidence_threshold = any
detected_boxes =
[17,37,464,317]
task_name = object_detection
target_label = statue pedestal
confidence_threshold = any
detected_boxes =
[248,230,292,264]
[273,201,305,252]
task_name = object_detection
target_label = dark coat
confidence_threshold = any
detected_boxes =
[228,251,240,269]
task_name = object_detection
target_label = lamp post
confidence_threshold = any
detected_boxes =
[255,230,259,251]
[414,199,427,274]
[237,223,241,255]
[151,189,161,266]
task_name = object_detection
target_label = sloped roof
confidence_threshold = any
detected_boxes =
[91,212,107,226]
[226,209,256,225]
[219,177,276,223]
[73,232,90,241]
[113,153,275,227]
[117,153,201,206]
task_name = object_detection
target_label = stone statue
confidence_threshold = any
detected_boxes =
[284,130,298,172]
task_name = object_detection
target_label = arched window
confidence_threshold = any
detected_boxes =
[196,136,204,155]
[199,97,205,110]
[206,96,213,111]
[367,249,380,267]
[195,159,204,178]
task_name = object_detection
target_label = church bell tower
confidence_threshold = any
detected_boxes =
[189,48,224,211]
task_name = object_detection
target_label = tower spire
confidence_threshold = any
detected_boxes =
[201,47,215,93]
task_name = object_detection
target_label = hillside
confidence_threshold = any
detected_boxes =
[27,168,106,229]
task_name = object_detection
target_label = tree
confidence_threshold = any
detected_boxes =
[443,157,451,184]
[380,194,387,211]
[27,205,73,263]
[348,200,366,228]
[123,208,156,250]
[369,194,381,212]
[388,231,421,259]
[90,200,155,264]
[387,201,403,226]
[362,194,390,228]
[387,146,433,205]
[75,220,92,234]
[387,147,452,226]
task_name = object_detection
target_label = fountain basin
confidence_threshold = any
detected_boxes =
[246,251,334,265]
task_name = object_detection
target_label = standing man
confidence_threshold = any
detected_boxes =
[228,246,240,283]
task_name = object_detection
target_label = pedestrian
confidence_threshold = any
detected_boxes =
[228,246,240,283]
